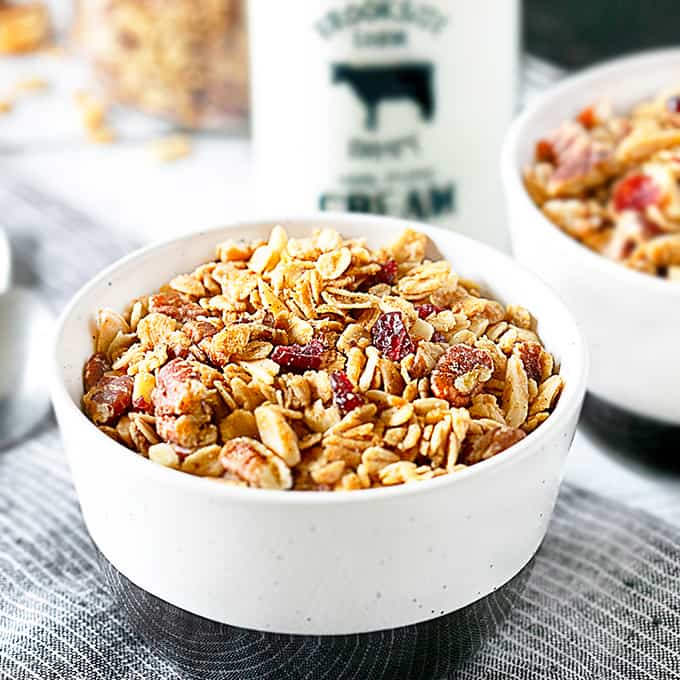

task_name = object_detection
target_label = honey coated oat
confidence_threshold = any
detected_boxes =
[82,227,564,491]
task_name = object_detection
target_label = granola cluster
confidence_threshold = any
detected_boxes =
[81,227,564,491]
[525,90,680,280]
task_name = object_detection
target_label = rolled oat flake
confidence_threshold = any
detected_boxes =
[249,0,519,250]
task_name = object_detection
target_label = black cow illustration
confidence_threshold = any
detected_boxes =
[332,62,435,130]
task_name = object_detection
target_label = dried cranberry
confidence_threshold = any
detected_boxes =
[371,312,416,361]
[667,95,680,113]
[431,331,446,343]
[376,259,398,285]
[330,371,365,415]
[577,105,597,129]
[613,174,660,212]
[535,139,555,163]
[415,303,444,319]
[271,338,325,371]
[363,259,398,289]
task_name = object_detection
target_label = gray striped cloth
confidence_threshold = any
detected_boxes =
[2,177,680,679]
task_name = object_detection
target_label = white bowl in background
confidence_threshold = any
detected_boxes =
[51,214,587,678]
[502,48,680,430]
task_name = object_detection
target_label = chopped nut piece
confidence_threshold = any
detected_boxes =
[431,344,494,407]
[220,437,292,490]
[150,135,192,162]
[83,373,133,426]
[82,226,562,490]
[463,426,526,465]
[83,353,111,393]
[75,91,116,144]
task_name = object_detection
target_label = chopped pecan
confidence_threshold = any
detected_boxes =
[149,292,204,322]
[544,121,616,196]
[431,344,494,407]
[152,357,210,416]
[515,342,544,383]
[82,373,133,426]
[183,319,221,344]
[462,426,526,465]
[219,437,292,489]
[83,352,110,392]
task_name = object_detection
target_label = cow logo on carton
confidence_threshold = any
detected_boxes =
[331,62,435,130]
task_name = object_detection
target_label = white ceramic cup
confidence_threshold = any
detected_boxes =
[502,48,680,427]
[51,216,586,647]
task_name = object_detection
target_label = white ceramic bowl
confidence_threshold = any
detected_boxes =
[503,49,680,436]
[51,215,587,678]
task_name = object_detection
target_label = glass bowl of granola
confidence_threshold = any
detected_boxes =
[51,216,586,679]
[502,48,680,458]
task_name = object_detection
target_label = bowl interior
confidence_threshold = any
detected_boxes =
[54,215,587,487]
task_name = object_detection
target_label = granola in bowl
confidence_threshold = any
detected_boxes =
[524,88,680,280]
[81,227,564,491]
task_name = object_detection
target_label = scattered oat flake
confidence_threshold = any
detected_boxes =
[75,91,116,144]
[150,135,192,162]
[15,76,49,93]
[80,226,563,491]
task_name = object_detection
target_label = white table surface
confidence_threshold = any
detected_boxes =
[3,44,680,526]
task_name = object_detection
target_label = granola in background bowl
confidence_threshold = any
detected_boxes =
[525,87,680,280]
[81,226,564,491]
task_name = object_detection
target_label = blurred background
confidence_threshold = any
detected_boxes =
[525,0,680,67]
[1,0,678,243]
